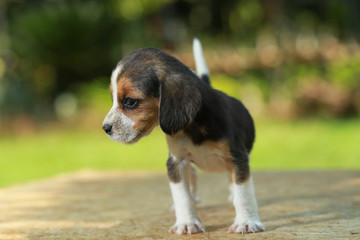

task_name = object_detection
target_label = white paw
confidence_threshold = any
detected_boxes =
[169,221,205,234]
[228,219,265,234]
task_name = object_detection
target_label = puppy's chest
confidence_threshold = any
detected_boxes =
[166,132,232,172]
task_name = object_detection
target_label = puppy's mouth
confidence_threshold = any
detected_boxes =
[105,129,144,145]
[102,120,155,144]
[107,132,137,144]
[122,133,143,145]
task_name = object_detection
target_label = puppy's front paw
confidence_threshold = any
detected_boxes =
[228,219,265,234]
[169,221,205,234]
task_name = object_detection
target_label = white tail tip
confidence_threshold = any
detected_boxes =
[193,38,209,78]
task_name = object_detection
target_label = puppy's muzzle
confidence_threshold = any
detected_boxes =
[102,124,112,134]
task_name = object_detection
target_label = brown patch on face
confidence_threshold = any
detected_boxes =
[117,77,145,102]
[116,76,160,135]
[131,97,159,134]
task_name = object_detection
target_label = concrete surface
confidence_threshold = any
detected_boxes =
[0,170,359,240]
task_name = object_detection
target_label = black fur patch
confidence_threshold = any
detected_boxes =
[200,74,210,85]
[183,87,255,151]
[231,147,250,184]
[181,74,255,183]
[183,89,228,145]
[159,78,202,135]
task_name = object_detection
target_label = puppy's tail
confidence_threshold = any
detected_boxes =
[193,38,210,84]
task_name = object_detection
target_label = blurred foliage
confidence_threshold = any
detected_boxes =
[0,0,360,120]
[2,0,124,116]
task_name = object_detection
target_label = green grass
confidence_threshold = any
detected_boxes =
[1,118,359,188]
[251,119,360,170]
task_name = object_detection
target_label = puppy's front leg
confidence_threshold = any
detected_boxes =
[167,155,205,234]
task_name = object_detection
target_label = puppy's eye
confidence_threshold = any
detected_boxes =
[123,97,139,110]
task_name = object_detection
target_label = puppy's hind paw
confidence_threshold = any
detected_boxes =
[169,222,205,235]
[228,220,265,234]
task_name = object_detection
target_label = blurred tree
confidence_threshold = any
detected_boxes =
[1,0,360,118]
[6,1,122,103]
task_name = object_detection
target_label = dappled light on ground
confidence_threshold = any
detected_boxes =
[0,171,359,239]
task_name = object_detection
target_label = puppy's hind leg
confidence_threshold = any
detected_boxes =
[227,173,234,202]
[189,165,200,203]
[228,152,265,234]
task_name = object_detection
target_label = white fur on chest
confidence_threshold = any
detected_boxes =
[166,132,231,172]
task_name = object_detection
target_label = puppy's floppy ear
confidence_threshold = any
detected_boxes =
[159,77,202,135]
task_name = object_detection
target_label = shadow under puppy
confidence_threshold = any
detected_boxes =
[102,39,265,234]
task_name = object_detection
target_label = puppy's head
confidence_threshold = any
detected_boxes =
[102,48,202,144]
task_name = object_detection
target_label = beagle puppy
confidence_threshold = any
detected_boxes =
[102,39,265,234]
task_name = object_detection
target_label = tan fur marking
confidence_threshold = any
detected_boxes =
[117,77,145,102]
[166,133,235,172]
[231,169,250,184]
[200,140,234,172]
[199,126,207,135]
[131,97,159,134]
[199,140,250,184]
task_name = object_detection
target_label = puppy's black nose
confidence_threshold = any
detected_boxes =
[102,124,112,134]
